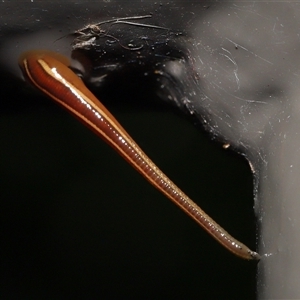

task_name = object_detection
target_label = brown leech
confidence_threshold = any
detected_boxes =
[18,50,260,260]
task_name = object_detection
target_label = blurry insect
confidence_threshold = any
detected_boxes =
[72,15,170,51]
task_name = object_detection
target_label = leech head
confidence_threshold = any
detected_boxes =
[19,50,82,88]
[19,50,70,69]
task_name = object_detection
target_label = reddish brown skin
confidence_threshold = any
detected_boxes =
[19,50,260,260]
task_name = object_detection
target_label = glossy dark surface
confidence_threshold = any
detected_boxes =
[0,1,260,298]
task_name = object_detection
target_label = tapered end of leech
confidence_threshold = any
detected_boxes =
[248,250,261,261]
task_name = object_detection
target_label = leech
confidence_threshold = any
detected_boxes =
[18,50,260,260]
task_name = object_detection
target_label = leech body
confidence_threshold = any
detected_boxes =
[18,50,260,260]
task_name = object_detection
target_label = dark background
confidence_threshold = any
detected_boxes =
[0,72,257,299]
[0,1,258,299]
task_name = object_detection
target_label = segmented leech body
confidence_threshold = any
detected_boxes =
[18,50,260,260]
